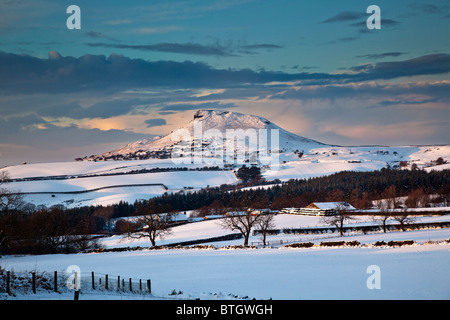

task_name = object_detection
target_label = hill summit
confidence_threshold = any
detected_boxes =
[85,109,325,162]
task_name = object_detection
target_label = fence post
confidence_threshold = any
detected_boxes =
[105,274,108,290]
[129,278,132,292]
[74,272,79,300]
[117,275,120,290]
[147,279,151,294]
[139,279,142,291]
[54,271,58,293]
[6,271,10,295]
[92,272,95,290]
[32,272,36,294]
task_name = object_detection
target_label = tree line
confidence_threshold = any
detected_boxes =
[146,168,450,216]
[1,168,449,253]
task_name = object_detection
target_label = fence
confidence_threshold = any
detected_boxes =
[0,268,151,298]
[87,271,151,293]
[253,220,450,236]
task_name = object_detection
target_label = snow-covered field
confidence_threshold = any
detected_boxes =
[1,136,449,300]
[3,159,238,208]
[2,237,449,300]
[2,214,449,300]
[1,144,449,209]
[102,213,450,248]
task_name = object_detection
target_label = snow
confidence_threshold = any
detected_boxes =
[306,202,355,210]
[2,142,448,209]
[1,213,449,300]
[2,239,449,300]
[100,213,450,248]
[3,167,238,208]
[109,109,324,156]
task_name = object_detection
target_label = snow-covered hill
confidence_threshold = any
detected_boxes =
[87,109,326,163]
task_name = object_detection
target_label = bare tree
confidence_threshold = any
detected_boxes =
[393,209,416,231]
[128,202,174,247]
[220,208,262,246]
[0,171,24,212]
[373,210,392,233]
[320,203,354,237]
[373,199,393,233]
[256,212,275,246]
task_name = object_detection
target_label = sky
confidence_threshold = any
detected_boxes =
[0,0,449,165]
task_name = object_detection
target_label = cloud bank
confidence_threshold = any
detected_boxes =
[1,51,449,95]
[0,50,449,164]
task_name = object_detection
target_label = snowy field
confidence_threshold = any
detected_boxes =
[2,214,449,300]
[1,144,449,300]
[2,237,449,300]
[1,144,449,209]
[101,213,450,248]
[4,163,238,208]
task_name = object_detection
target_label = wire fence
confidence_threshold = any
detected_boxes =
[87,271,151,293]
[0,268,151,298]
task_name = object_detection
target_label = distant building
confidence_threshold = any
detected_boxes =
[281,202,355,216]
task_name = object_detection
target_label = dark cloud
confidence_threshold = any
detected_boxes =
[1,51,449,97]
[337,37,360,42]
[159,102,238,112]
[239,44,283,50]
[0,51,343,94]
[375,98,440,108]
[292,65,319,70]
[69,99,144,119]
[349,19,400,33]
[84,31,106,38]
[349,54,450,80]
[86,41,283,57]
[15,98,151,120]
[349,19,400,28]
[86,42,235,57]
[356,52,407,59]
[321,9,400,32]
[84,31,117,42]
[321,11,361,23]
[237,44,284,54]
[269,80,450,104]
[145,118,166,127]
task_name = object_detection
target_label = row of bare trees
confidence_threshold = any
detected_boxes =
[116,200,276,247]
[320,203,418,237]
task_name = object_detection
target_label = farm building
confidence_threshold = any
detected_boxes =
[281,202,355,216]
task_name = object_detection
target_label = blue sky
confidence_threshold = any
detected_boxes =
[0,0,449,165]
